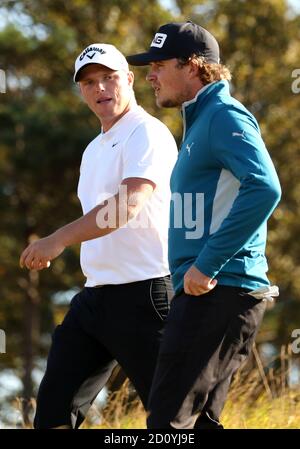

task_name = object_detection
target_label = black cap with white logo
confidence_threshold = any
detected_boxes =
[126,21,220,66]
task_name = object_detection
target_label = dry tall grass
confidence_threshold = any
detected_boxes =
[82,344,300,429]
[10,344,300,429]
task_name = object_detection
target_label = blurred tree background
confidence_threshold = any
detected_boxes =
[0,0,299,427]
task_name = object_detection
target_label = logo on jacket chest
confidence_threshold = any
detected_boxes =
[185,142,194,156]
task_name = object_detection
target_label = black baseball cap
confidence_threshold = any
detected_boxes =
[126,21,220,66]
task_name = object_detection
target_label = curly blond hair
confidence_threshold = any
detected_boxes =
[176,55,231,85]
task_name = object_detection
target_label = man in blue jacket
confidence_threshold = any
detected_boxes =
[127,21,281,429]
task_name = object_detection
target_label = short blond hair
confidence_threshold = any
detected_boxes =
[176,55,232,85]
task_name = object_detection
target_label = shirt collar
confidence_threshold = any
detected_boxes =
[100,103,141,142]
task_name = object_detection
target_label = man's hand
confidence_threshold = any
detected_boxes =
[184,265,217,296]
[19,234,65,270]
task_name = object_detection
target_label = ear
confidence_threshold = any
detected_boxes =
[187,60,199,80]
[127,70,134,87]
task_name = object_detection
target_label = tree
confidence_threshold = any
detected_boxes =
[0,0,176,425]
[0,0,299,426]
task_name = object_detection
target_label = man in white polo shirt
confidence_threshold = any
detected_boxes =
[19,43,177,429]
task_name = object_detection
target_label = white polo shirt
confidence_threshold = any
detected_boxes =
[77,105,178,286]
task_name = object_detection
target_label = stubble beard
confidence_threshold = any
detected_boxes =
[157,98,180,108]
[155,87,190,109]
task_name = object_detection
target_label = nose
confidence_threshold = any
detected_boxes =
[96,81,105,92]
[146,68,156,83]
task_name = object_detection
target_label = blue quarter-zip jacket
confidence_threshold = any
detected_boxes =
[169,80,281,294]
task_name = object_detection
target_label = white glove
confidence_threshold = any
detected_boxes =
[247,285,279,302]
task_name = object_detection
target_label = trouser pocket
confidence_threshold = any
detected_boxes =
[150,276,173,321]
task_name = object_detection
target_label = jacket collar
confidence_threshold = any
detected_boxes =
[181,80,230,140]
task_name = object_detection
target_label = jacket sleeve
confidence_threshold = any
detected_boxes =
[194,106,281,278]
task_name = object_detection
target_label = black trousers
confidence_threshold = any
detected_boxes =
[147,285,266,429]
[34,276,173,429]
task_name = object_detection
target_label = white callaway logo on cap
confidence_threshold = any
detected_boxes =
[74,43,129,82]
[151,33,167,48]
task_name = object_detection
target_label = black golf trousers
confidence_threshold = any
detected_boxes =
[34,276,173,429]
[147,285,266,429]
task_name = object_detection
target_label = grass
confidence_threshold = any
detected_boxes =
[83,386,300,430]
[9,344,300,429]
[82,344,300,429]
